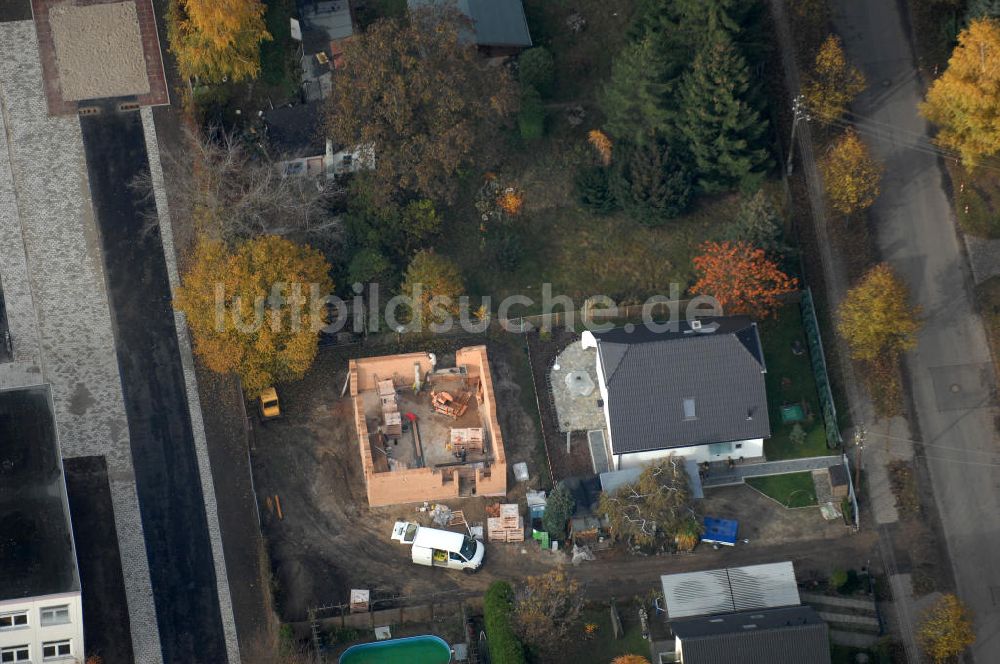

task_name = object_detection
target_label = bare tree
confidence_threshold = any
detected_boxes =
[133,126,343,246]
[598,456,700,549]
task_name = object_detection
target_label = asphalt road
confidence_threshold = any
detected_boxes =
[832,2,1000,660]
[80,106,228,664]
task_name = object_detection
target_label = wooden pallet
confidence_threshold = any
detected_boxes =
[449,427,484,452]
[487,516,525,542]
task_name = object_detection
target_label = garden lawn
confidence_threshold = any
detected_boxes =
[759,303,830,460]
[259,0,299,97]
[746,472,818,508]
[563,606,650,663]
[442,193,739,311]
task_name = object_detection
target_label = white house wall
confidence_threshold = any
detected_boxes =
[592,342,615,461]
[0,592,83,663]
[614,438,764,469]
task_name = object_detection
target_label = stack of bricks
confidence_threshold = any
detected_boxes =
[487,503,524,542]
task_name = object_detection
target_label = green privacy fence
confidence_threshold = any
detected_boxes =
[800,288,843,448]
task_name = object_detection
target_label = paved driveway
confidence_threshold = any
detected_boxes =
[80,106,229,664]
[831,2,1000,660]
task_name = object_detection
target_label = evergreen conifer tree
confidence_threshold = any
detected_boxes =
[609,139,693,225]
[600,35,675,145]
[677,29,771,193]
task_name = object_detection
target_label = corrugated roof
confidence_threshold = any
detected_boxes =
[660,562,800,619]
[671,605,831,664]
[593,317,770,454]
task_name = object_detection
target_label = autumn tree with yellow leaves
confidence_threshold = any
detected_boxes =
[918,594,976,663]
[400,250,466,330]
[167,0,271,83]
[837,263,921,363]
[820,128,883,216]
[802,35,866,121]
[921,17,1000,167]
[611,657,651,664]
[174,235,332,396]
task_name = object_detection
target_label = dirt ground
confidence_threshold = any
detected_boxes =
[251,337,560,622]
[525,328,597,479]
[250,336,882,625]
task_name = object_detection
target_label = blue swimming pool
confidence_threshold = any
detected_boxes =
[339,635,452,664]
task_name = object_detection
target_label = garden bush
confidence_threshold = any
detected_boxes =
[574,165,618,213]
[484,581,526,664]
[518,47,555,97]
[488,227,525,272]
[542,481,575,539]
[518,85,545,140]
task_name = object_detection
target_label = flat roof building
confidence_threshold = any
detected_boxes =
[0,385,84,663]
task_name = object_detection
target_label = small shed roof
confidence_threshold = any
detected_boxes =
[828,463,849,488]
[660,562,800,619]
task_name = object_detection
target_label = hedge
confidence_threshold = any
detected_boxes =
[484,581,526,664]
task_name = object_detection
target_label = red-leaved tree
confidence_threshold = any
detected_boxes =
[691,241,798,319]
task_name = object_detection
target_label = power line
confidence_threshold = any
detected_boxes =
[802,102,1000,174]
[865,430,1000,462]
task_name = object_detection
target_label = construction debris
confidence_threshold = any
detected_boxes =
[571,544,596,565]
[431,390,470,419]
[429,503,453,528]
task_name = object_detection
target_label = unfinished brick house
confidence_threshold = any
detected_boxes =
[350,346,507,506]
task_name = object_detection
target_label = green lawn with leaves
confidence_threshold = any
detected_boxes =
[759,303,831,460]
[562,606,650,663]
[746,472,818,508]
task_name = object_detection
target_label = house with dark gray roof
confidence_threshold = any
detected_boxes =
[670,605,831,664]
[581,316,770,469]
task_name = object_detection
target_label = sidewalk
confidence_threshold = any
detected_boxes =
[701,455,843,487]
[766,1,923,660]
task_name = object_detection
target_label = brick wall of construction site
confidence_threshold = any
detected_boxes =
[365,465,462,506]
[350,353,434,394]
[353,386,462,506]
[457,346,507,496]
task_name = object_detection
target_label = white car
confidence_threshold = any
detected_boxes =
[391,521,485,573]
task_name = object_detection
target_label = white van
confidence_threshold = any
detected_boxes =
[391,521,485,573]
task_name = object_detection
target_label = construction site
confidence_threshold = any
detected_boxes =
[350,346,508,506]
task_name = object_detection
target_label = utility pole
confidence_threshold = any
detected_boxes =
[786,95,811,176]
[853,423,866,492]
